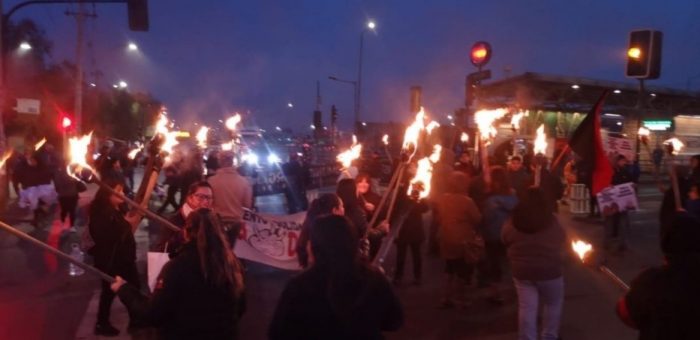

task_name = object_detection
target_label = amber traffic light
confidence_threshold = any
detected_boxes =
[626,30,662,79]
[470,41,492,68]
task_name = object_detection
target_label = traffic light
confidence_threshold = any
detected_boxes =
[470,41,492,68]
[127,0,149,31]
[626,30,662,79]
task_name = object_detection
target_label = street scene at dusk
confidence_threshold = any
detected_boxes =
[0,1,699,339]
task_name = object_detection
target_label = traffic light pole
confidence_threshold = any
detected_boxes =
[635,79,646,163]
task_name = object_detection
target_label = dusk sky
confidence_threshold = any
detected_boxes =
[14,0,700,131]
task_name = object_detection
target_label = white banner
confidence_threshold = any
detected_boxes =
[235,210,306,270]
[596,182,638,216]
[603,135,635,161]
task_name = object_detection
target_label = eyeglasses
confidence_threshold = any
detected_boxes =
[192,193,213,201]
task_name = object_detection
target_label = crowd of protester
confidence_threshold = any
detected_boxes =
[7,134,700,340]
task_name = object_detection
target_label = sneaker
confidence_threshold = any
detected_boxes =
[94,323,120,337]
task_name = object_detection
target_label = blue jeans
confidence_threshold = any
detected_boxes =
[513,277,564,340]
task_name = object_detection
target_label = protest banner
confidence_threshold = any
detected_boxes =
[235,209,306,270]
[596,182,638,216]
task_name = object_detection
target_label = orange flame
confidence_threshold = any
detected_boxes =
[337,135,362,169]
[511,111,526,131]
[382,134,389,145]
[407,144,441,199]
[460,132,469,143]
[664,138,685,155]
[196,126,210,148]
[533,124,548,155]
[475,108,508,141]
[572,240,593,261]
[34,138,47,151]
[402,108,426,156]
[67,133,96,180]
[221,142,234,151]
[154,113,179,157]
[225,113,242,131]
[0,150,13,170]
[128,143,143,160]
[426,121,440,135]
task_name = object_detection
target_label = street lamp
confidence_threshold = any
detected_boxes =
[127,42,138,51]
[328,75,358,126]
[356,20,377,133]
[19,42,31,51]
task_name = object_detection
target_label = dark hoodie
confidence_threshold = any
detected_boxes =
[618,213,700,340]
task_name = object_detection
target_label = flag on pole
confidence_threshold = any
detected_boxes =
[568,90,613,195]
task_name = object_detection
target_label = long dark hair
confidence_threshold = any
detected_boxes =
[336,178,359,208]
[512,188,553,234]
[310,215,365,314]
[185,209,244,298]
[89,177,125,216]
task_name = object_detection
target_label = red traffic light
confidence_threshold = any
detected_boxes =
[62,116,73,129]
[470,41,492,68]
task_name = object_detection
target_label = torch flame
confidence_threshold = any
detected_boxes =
[407,144,442,199]
[571,240,593,261]
[511,111,526,131]
[0,150,13,170]
[128,144,143,160]
[638,127,650,137]
[382,134,389,145]
[402,108,426,157]
[426,121,440,135]
[664,138,685,156]
[225,113,242,131]
[460,132,469,143]
[154,113,179,157]
[34,138,47,151]
[221,142,233,151]
[337,135,362,169]
[474,108,508,141]
[196,126,210,149]
[533,124,548,155]
[67,133,96,181]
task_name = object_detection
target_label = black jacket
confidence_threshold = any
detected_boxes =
[396,196,429,244]
[269,265,403,340]
[89,205,136,271]
[153,210,186,256]
[622,256,700,340]
[117,243,246,340]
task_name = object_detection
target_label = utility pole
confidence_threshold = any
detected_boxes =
[67,1,95,135]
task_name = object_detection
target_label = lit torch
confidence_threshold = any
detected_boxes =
[66,132,180,232]
[382,134,391,161]
[571,239,629,291]
[128,142,143,160]
[196,126,210,149]
[474,108,508,183]
[402,108,426,161]
[337,135,362,178]
[664,137,685,210]
[0,150,13,175]
[533,124,548,187]
[225,113,242,132]
[460,132,469,143]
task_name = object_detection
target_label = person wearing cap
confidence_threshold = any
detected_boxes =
[207,151,253,248]
[616,212,700,340]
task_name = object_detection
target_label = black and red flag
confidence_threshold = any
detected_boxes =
[568,90,613,195]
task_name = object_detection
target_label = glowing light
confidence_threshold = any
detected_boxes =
[613,89,621,94]
[571,84,580,90]
[572,240,593,261]
[382,134,389,145]
[460,132,469,143]
[67,133,96,180]
[367,21,376,30]
[243,153,259,166]
[474,108,508,141]
[337,135,362,169]
[664,138,685,156]
[34,138,47,151]
[627,47,641,59]
[118,81,128,88]
[511,111,526,131]
[638,127,650,138]
[221,142,233,151]
[127,42,138,51]
[267,153,281,164]
[225,114,242,131]
[196,126,210,148]
[403,108,426,159]
[426,121,440,134]
[128,143,143,159]
[0,150,13,170]
[533,124,548,155]
[407,145,442,199]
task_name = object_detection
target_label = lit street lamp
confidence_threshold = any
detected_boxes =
[19,42,31,51]
[356,20,377,133]
[127,42,138,51]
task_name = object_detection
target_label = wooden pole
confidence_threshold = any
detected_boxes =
[0,220,115,283]
[367,162,402,229]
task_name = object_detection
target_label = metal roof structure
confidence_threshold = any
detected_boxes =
[477,72,700,116]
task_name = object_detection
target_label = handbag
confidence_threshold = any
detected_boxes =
[463,231,485,264]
